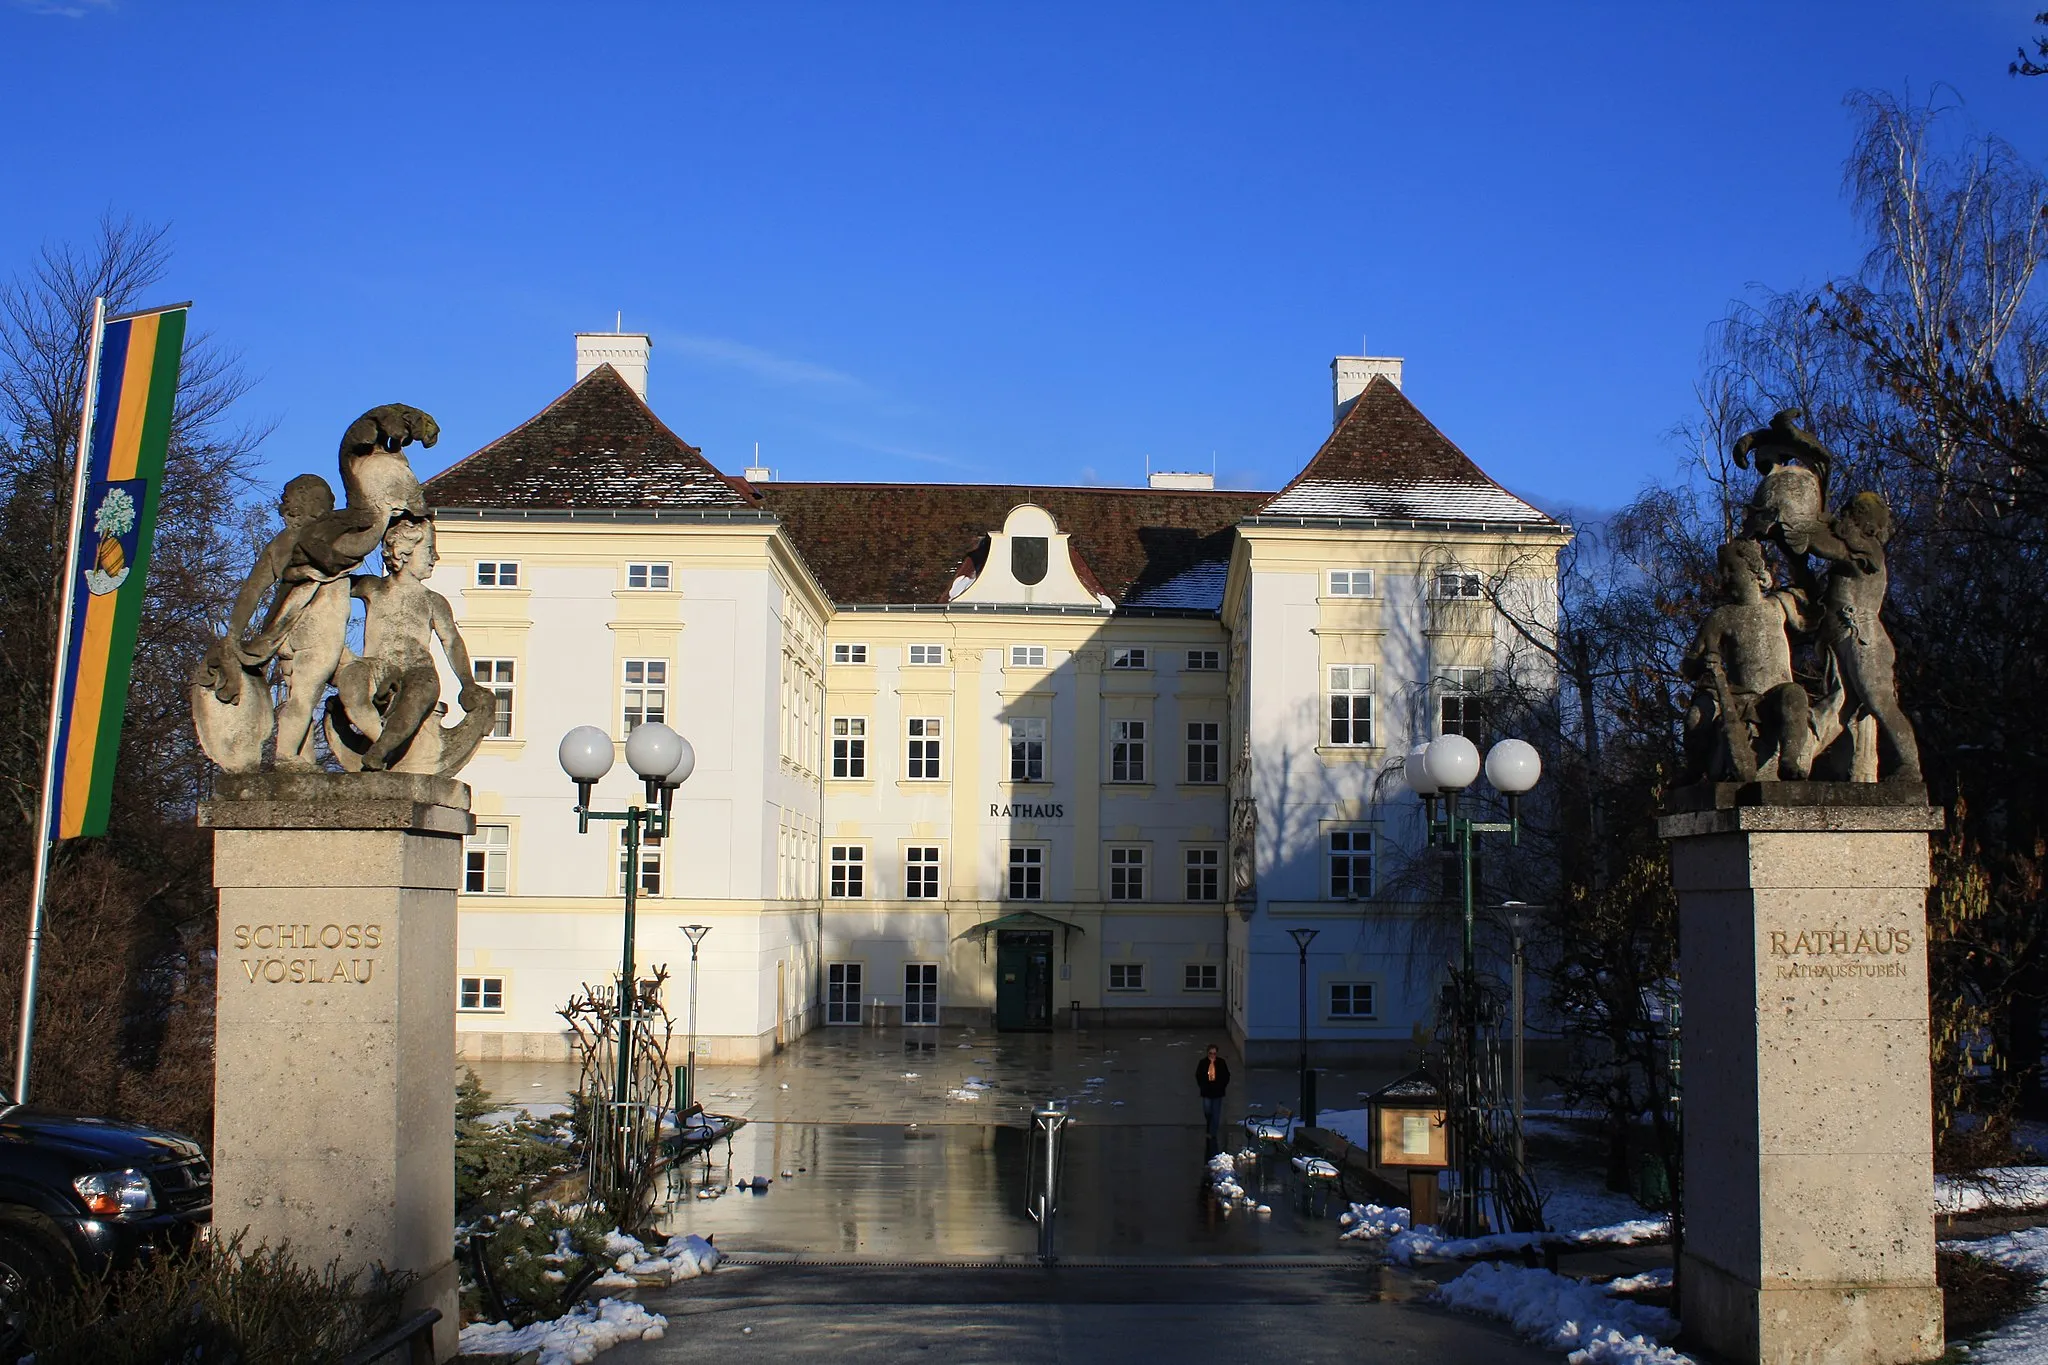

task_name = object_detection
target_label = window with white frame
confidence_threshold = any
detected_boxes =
[832,643,868,665]
[623,659,667,732]
[1110,720,1146,782]
[1328,830,1374,899]
[1439,667,1487,741]
[1184,963,1220,992]
[1009,717,1047,782]
[1435,571,1484,600]
[1185,721,1220,783]
[458,975,505,1011]
[475,561,519,588]
[619,833,662,897]
[906,717,943,780]
[1007,846,1044,900]
[829,844,865,898]
[831,717,867,778]
[1327,568,1376,597]
[1107,963,1145,992]
[826,962,863,1025]
[1009,644,1046,667]
[626,562,671,591]
[1108,846,1146,900]
[905,846,941,898]
[907,644,945,666]
[473,659,515,738]
[1184,847,1220,902]
[1327,665,1373,746]
[1186,648,1221,671]
[1110,647,1147,670]
[904,963,939,1025]
[465,824,509,894]
[1329,981,1377,1019]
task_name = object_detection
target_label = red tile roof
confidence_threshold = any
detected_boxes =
[424,365,757,510]
[755,484,1264,607]
[1259,377,1551,523]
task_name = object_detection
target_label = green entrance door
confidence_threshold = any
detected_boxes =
[995,930,1053,1031]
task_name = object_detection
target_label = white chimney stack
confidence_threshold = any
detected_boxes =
[576,331,652,400]
[1332,354,1404,424]
[1148,470,1214,490]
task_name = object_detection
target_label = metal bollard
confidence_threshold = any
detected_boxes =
[1024,1102,1070,1266]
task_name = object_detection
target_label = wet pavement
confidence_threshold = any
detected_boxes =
[601,1262,1562,1364]
[473,1025,1412,1259]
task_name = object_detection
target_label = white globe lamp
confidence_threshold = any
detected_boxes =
[559,724,615,811]
[1404,743,1440,797]
[624,722,683,803]
[1484,739,1542,795]
[1423,734,1481,793]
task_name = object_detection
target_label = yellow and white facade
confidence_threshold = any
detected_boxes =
[425,335,1570,1063]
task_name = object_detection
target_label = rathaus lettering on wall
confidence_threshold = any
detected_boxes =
[990,803,1065,819]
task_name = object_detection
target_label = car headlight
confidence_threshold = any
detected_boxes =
[73,1168,155,1218]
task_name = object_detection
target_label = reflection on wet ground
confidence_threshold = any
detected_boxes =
[656,1122,1350,1258]
[466,1025,1432,1259]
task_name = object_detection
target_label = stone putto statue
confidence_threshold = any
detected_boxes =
[191,405,493,776]
[1680,410,1920,785]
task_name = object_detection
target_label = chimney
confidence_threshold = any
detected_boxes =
[1332,354,1404,424]
[1148,470,1214,490]
[576,331,652,400]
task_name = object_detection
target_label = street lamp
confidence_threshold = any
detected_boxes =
[1287,927,1319,1127]
[558,721,696,1111]
[679,924,711,1111]
[1403,734,1541,1234]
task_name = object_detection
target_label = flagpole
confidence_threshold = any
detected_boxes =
[14,296,106,1104]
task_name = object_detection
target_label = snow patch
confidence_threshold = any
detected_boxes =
[1434,1262,1694,1365]
[458,1298,669,1365]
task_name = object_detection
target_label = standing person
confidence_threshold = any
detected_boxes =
[1194,1044,1230,1149]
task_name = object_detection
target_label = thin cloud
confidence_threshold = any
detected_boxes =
[11,0,115,14]
[658,331,867,392]
[783,419,987,475]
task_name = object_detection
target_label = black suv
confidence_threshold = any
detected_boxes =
[0,1099,210,1333]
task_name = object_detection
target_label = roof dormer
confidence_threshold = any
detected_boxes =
[948,503,1114,609]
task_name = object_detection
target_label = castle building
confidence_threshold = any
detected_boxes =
[424,335,1567,1064]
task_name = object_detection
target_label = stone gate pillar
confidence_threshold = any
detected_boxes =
[1660,784,1945,1365]
[201,771,466,1362]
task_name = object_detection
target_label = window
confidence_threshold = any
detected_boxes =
[1328,665,1374,746]
[1436,571,1484,600]
[1327,569,1376,597]
[475,561,519,588]
[831,717,867,778]
[1329,981,1377,1019]
[829,845,865,898]
[1110,720,1147,782]
[905,846,941,899]
[623,659,667,732]
[907,644,945,666]
[1329,830,1374,899]
[1107,963,1145,992]
[458,975,505,1011]
[620,833,662,897]
[1185,721,1220,783]
[1108,846,1146,900]
[1007,846,1044,900]
[1010,644,1047,668]
[827,962,863,1025]
[1110,647,1147,670]
[465,824,509,894]
[1439,667,1487,741]
[1186,649,1221,671]
[473,659,515,738]
[1009,717,1047,782]
[1185,848,1220,902]
[832,643,868,665]
[905,963,939,1026]
[626,562,671,591]
[1184,963,1220,993]
[906,717,943,780]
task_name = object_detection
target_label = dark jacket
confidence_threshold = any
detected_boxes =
[1194,1055,1230,1098]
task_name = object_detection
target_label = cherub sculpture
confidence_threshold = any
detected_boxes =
[324,517,494,774]
[1681,539,1815,783]
[191,402,490,778]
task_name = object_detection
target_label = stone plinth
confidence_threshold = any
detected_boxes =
[1659,783,1945,1365]
[201,772,468,1362]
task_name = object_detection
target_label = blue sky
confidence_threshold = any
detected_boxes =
[3,3,2043,511]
